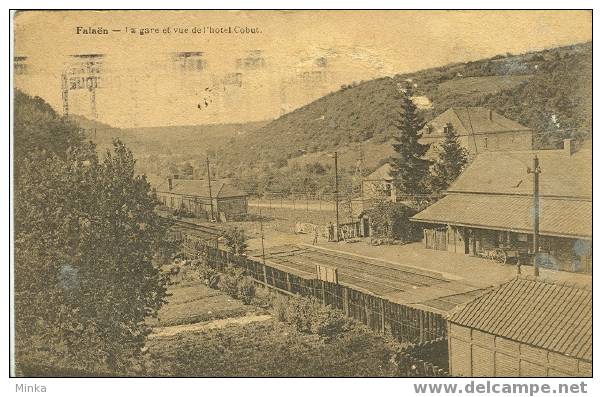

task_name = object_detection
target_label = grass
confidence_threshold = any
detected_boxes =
[437,75,533,98]
[142,266,401,377]
[145,320,399,377]
[148,280,264,327]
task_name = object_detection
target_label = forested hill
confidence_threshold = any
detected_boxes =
[215,41,591,174]
[217,77,406,169]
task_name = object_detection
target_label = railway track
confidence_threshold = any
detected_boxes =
[168,218,223,238]
[254,244,451,296]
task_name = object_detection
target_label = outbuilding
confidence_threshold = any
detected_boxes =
[447,276,592,377]
[156,176,248,221]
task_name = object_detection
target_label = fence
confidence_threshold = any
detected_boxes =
[181,239,447,344]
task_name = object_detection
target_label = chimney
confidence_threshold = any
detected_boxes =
[488,109,493,121]
[168,177,173,191]
[563,138,575,157]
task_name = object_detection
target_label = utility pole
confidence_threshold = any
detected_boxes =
[61,72,69,116]
[334,151,340,242]
[528,155,541,276]
[206,155,215,222]
[259,207,266,265]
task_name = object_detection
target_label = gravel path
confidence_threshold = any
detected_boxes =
[149,314,273,338]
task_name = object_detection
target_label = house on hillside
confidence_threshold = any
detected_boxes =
[362,163,397,202]
[421,107,533,157]
[358,163,396,237]
[447,276,592,377]
[156,176,248,221]
[411,139,592,273]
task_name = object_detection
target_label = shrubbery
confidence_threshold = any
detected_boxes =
[272,295,350,339]
[188,261,257,305]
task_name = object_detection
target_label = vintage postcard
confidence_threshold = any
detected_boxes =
[11,9,592,381]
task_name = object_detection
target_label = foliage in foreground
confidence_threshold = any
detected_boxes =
[14,91,171,373]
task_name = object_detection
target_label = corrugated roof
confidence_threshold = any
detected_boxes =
[411,193,591,239]
[448,276,592,361]
[155,178,247,198]
[448,148,592,199]
[423,107,531,137]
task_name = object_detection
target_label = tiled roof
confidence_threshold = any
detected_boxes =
[411,193,591,239]
[422,107,530,137]
[448,276,592,361]
[448,148,592,199]
[155,178,247,198]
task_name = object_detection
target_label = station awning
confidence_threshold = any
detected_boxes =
[411,194,591,240]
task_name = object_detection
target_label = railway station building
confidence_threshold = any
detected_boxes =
[411,140,592,273]
[447,276,592,377]
[156,176,248,221]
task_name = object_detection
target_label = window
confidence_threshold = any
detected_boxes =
[484,137,488,149]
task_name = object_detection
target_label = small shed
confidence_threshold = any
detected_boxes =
[447,276,592,377]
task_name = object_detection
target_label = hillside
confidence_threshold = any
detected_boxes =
[212,41,591,192]
[71,115,269,157]
[216,77,405,168]
[70,41,592,196]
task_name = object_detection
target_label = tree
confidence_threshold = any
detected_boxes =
[429,123,469,194]
[14,91,171,374]
[366,201,419,242]
[389,94,431,198]
[180,161,194,177]
[223,226,248,256]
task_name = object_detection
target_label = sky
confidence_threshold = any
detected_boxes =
[14,10,592,128]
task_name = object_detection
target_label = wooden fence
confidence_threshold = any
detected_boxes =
[179,237,447,344]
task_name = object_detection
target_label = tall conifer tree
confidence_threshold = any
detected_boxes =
[429,123,469,194]
[389,94,431,197]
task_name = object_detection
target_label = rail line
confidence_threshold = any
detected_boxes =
[169,218,223,238]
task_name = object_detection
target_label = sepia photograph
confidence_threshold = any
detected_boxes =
[9,8,593,383]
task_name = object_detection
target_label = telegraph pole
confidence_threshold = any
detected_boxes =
[206,155,215,222]
[528,155,541,276]
[334,151,340,241]
[259,207,266,265]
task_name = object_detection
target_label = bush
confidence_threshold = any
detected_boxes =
[309,304,348,337]
[217,266,256,304]
[218,266,244,297]
[237,277,256,305]
[275,295,349,338]
[187,259,221,288]
[367,201,420,242]
[272,295,288,322]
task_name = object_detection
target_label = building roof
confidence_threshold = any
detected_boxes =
[448,147,592,199]
[448,276,592,361]
[411,193,591,239]
[364,163,393,181]
[411,145,592,239]
[422,107,531,137]
[155,178,247,198]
